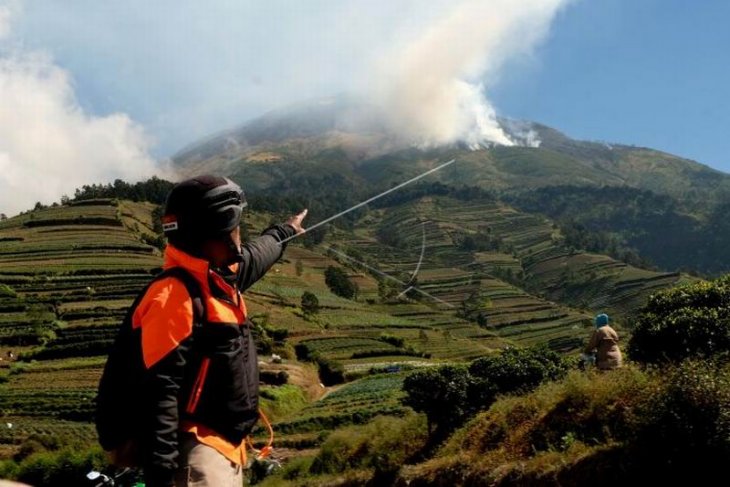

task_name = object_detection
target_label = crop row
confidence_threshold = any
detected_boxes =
[0,389,96,421]
[0,417,97,447]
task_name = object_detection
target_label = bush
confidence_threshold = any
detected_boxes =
[414,363,730,486]
[379,333,405,348]
[629,276,730,364]
[301,291,320,315]
[12,446,107,487]
[324,266,358,300]
[270,328,289,343]
[469,345,569,397]
[317,357,345,386]
[260,370,289,385]
[631,359,730,467]
[403,365,471,434]
[309,414,428,478]
[403,346,568,436]
[295,342,312,361]
[0,283,17,298]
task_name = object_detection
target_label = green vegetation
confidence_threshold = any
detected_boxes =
[403,346,568,435]
[308,413,427,481]
[300,291,320,315]
[397,362,730,486]
[0,445,108,487]
[507,184,730,275]
[629,275,730,364]
[2,145,729,485]
[71,176,174,204]
[324,265,358,300]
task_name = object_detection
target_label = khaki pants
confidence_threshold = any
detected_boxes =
[176,434,243,487]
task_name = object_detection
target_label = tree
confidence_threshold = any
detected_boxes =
[629,276,730,364]
[468,346,568,397]
[301,291,320,315]
[378,278,400,302]
[0,213,6,221]
[459,290,490,327]
[324,266,358,300]
[402,365,471,434]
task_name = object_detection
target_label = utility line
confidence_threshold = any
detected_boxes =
[279,158,456,245]
[325,244,455,308]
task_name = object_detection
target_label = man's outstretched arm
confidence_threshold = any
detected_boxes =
[237,209,307,291]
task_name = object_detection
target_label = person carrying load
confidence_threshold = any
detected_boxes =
[584,313,623,371]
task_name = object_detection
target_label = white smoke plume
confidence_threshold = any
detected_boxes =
[370,0,569,149]
[0,1,165,217]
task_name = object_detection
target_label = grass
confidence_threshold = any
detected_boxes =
[397,360,730,486]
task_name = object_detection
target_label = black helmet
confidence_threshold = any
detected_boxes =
[162,175,247,250]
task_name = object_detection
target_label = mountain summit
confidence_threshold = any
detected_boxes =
[172,98,730,275]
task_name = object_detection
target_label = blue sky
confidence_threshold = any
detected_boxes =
[7,0,730,172]
[492,0,730,172]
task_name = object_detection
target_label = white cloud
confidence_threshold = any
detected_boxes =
[0,50,162,216]
[10,1,573,157]
[0,0,19,39]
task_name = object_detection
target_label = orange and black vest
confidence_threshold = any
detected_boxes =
[96,224,295,481]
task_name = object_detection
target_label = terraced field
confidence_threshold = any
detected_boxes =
[0,199,508,460]
[0,201,163,456]
[0,194,691,464]
[333,195,690,352]
[271,372,408,448]
[332,203,587,350]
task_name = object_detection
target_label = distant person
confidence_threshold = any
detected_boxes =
[96,175,306,487]
[584,313,622,370]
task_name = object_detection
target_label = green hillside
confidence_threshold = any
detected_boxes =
[1,190,668,468]
[0,198,514,462]
[172,100,730,275]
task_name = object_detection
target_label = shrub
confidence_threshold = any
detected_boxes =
[403,346,569,436]
[631,359,730,467]
[629,276,730,364]
[469,345,569,396]
[317,357,345,386]
[264,326,289,343]
[301,291,320,315]
[402,365,471,434]
[0,283,17,298]
[379,333,405,348]
[295,342,312,361]
[260,370,289,385]
[309,414,428,478]
[324,266,358,300]
[13,446,107,487]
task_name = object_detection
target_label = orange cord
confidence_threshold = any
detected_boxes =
[246,408,274,460]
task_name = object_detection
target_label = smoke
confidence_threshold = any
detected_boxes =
[0,1,166,217]
[369,0,569,148]
[0,0,573,215]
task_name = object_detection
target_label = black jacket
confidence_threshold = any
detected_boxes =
[134,224,296,487]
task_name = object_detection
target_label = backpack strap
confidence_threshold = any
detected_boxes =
[124,267,206,326]
[154,267,207,326]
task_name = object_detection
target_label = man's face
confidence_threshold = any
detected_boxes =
[201,226,242,268]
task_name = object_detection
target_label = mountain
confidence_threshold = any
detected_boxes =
[174,96,729,199]
[1,98,726,482]
[172,97,730,276]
